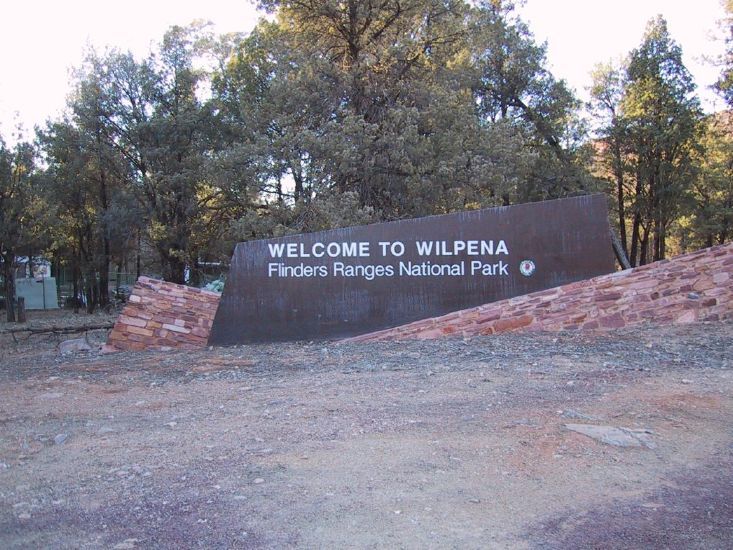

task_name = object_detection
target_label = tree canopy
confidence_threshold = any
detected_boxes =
[0,3,730,315]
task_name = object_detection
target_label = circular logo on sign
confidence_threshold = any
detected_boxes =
[519,259,536,277]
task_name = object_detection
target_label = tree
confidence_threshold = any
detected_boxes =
[714,0,733,107]
[212,0,589,230]
[590,62,630,258]
[0,135,45,321]
[691,0,733,248]
[469,1,591,200]
[252,0,471,215]
[687,113,733,248]
[624,16,701,263]
[590,16,702,266]
[26,5,602,291]
[68,24,224,284]
[39,117,141,312]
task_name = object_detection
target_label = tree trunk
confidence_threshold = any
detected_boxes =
[276,174,284,205]
[72,264,81,314]
[652,217,662,262]
[99,237,111,308]
[98,130,111,308]
[656,209,667,261]
[647,164,660,263]
[161,250,186,285]
[136,230,142,280]
[16,297,26,323]
[189,259,201,287]
[2,252,16,322]
[115,262,123,296]
[629,170,643,267]
[640,224,651,265]
[610,229,631,269]
[718,210,730,245]
[629,212,641,267]
[98,268,109,308]
[613,140,628,258]
[292,161,304,203]
[86,269,97,314]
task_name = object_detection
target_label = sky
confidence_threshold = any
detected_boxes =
[517,0,728,111]
[0,0,728,141]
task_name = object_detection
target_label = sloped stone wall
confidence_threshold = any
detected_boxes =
[347,243,733,342]
[104,277,221,352]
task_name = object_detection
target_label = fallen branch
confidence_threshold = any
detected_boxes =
[0,322,115,336]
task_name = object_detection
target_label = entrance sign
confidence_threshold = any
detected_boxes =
[208,194,615,344]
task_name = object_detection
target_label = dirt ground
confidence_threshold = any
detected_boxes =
[0,311,731,549]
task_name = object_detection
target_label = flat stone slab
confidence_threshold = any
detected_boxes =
[565,424,656,449]
[58,338,92,355]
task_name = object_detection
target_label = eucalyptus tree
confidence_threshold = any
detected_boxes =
[40,121,98,311]
[53,60,141,309]
[690,0,733,249]
[211,20,330,207]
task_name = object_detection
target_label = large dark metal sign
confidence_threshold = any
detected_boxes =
[208,194,615,344]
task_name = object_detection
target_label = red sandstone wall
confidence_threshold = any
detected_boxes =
[104,277,221,352]
[348,243,733,342]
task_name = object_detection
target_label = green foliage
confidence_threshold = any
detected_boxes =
[686,113,733,248]
[230,191,377,241]
[5,1,728,292]
[214,0,591,225]
[590,16,703,265]
[715,1,733,108]
[0,135,48,319]
[64,24,240,284]
[0,138,40,257]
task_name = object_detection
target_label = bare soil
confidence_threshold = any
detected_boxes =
[0,311,731,549]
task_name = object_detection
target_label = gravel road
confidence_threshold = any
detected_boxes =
[1,316,731,548]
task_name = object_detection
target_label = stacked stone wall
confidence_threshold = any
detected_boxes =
[348,243,733,342]
[104,277,220,352]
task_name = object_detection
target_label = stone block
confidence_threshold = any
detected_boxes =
[415,329,444,340]
[190,327,210,338]
[104,275,221,351]
[116,243,733,349]
[493,315,534,333]
[599,314,625,329]
[100,344,120,354]
[126,326,154,337]
[628,279,659,290]
[162,323,191,334]
[675,310,697,324]
[692,278,716,292]
[118,315,148,328]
